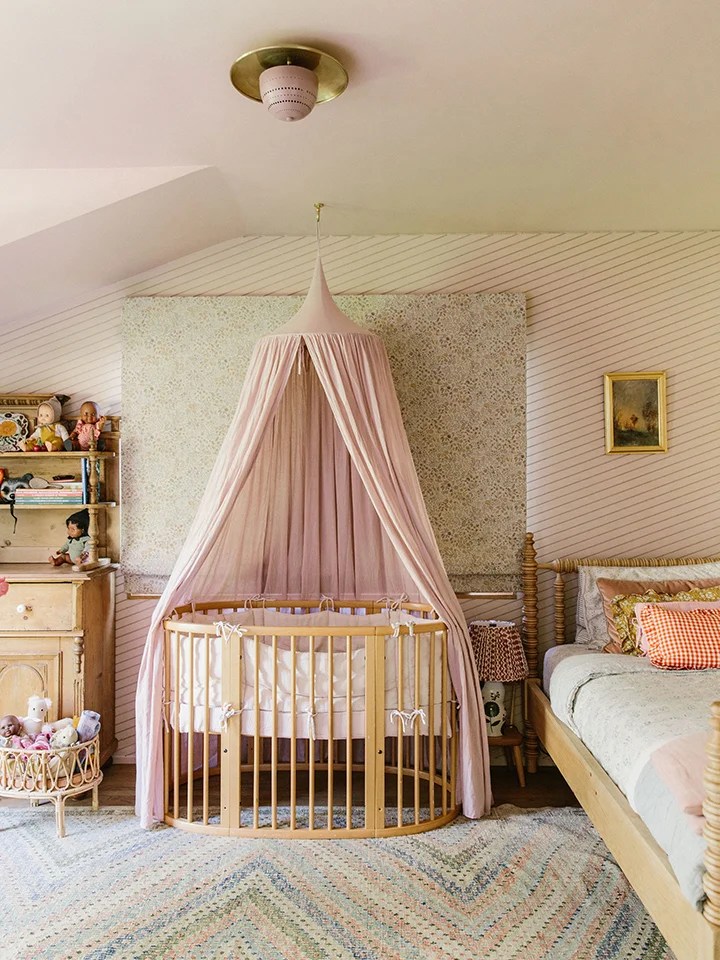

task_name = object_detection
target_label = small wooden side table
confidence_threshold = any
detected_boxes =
[489,725,525,787]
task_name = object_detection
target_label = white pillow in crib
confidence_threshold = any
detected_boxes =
[576,563,720,647]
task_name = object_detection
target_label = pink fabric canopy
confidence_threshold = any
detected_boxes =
[135,259,492,826]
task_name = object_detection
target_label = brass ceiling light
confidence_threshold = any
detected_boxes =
[230,44,348,122]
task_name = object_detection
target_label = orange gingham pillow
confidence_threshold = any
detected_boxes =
[636,605,720,669]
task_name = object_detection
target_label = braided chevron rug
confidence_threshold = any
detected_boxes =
[1,804,674,960]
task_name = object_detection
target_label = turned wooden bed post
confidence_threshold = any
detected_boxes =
[522,532,539,774]
[703,701,720,925]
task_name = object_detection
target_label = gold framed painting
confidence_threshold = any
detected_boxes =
[603,372,667,454]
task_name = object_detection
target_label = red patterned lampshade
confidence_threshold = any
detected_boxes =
[469,620,528,682]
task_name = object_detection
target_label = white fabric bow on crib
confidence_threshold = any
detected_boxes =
[306,706,317,741]
[390,619,415,639]
[220,703,242,731]
[215,622,248,644]
[390,708,427,733]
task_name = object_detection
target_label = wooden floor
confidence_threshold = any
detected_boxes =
[89,762,579,809]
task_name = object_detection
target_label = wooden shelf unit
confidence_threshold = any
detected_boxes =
[0,396,120,764]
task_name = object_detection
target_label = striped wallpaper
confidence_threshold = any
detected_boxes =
[3,231,720,761]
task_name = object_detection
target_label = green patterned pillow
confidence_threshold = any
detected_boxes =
[609,585,720,655]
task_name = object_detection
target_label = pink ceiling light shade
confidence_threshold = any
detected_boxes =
[230,44,348,123]
[259,64,319,122]
[469,620,528,682]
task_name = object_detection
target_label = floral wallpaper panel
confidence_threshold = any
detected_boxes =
[121,293,526,595]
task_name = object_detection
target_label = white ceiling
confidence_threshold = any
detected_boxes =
[2,0,720,321]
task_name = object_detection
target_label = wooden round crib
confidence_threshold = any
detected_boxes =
[162,598,459,837]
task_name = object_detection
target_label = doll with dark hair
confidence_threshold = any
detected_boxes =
[48,508,91,566]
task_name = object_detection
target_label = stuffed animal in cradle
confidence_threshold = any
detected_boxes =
[76,710,101,743]
[20,696,74,736]
[50,725,78,749]
[21,696,52,736]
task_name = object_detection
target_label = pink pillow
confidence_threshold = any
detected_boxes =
[634,600,720,654]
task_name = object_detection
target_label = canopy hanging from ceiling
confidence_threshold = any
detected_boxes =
[135,257,491,826]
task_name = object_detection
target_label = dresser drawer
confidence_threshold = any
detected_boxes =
[0,582,76,631]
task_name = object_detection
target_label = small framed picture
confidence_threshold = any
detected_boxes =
[603,372,668,454]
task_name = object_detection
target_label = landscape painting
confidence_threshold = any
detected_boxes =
[604,372,667,454]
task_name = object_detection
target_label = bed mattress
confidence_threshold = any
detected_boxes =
[543,644,719,908]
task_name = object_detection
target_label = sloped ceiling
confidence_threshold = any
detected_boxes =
[1,0,719,321]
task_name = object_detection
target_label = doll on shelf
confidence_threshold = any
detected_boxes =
[48,508,91,567]
[69,401,107,451]
[19,396,71,452]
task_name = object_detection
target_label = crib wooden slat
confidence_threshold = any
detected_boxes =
[364,632,376,832]
[221,627,242,830]
[346,635,352,830]
[309,636,316,831]
[328,635,334,831]
[253,634,260,831]
[173,631,180,821]
[291,636,297,831]
[271,635,278,831]
[374,627,386,832]
[396,632,404,828]
[449,629,457,812]
[441,631,448,816]
[163,630,170,817]
[203,633,210,825]
[187,635,195,822]
[428,628,436,819]
[414,630,421,826]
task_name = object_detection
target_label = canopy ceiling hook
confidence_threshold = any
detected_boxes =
[314,201,325,255]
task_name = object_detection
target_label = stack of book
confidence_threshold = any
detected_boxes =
[14,482,84,505]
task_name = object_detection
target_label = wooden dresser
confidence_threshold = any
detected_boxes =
[0,563,117,764]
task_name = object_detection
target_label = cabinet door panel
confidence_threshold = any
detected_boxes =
[0,652,62,719]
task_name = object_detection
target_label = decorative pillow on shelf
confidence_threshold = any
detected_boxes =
[603,584,720,656]
[575,563,720,647]
[636,604,720,670]
[596,578,720,653]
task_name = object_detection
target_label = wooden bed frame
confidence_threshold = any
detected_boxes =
[521,532,720,960]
